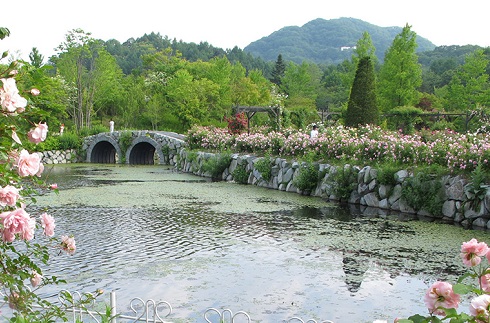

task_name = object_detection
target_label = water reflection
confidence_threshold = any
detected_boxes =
[34,164,490,323]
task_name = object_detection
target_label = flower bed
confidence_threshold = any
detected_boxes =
[187,125,490,173]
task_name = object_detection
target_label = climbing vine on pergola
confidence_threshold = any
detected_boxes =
[234,105,281,134]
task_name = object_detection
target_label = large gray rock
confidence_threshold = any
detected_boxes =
[442,200,456,218]
[388,185,402,204]
[473,218,487,228]
[378,185,391,200]
[395,170,409,183]
[379,198,389,209]
[398,199,416,214]
[363,192,380,208]
[348,190,361,204]
[485,190,490,213]
[282,168,294,184]
[358,183,369,195]
[445,176,466,200]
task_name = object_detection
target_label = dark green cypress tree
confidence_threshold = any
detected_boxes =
[345,56,378,127]
[271,54,285,86]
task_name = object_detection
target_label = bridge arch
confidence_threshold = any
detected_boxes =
[83,131,185,165]
[126,136,165,165]
[86,135,123,164]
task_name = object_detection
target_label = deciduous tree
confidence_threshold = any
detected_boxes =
[378,24,422,112]
[445,49,490,111]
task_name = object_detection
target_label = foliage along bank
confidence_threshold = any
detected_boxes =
[176,149,490,230]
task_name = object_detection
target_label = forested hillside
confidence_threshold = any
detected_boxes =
[244,17,436,64]
[104,32,272,76]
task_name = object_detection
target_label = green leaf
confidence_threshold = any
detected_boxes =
[441,308,459,317]
[457,272,477,283]
[407,314,429,323]
[452,283,475,295]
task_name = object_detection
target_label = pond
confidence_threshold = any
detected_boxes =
[33,164,490,323]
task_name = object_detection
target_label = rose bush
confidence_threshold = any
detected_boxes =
[0,30,96,322]
[186,124,490,173]
[399,238,490,323]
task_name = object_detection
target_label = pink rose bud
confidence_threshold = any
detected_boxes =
[11,130,22,145]
[30,88,40,96]
[50,183,58,190]
[30,271,42,287]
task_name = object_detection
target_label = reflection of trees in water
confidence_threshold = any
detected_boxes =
[341,253,370,293]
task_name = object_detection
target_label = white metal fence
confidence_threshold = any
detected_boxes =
[24,290,335,323]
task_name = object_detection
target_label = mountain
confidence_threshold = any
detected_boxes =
[243,17,436,64]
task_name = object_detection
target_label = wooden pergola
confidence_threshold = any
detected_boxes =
[234,105,281,134]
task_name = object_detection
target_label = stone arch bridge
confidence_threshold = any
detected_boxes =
[82,131,186,165]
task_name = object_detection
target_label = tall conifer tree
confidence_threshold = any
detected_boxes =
[345,56,378,127]
[271,54,285,86]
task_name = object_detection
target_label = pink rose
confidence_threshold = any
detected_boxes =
[30,271,42,287]
[30,88,40,96]
[16,149,42,177]
[0,185,21,206]
[461,238,489,267]
[40,212,55,237]
[0,208,35,242]
[36,162,44,177]
[61,235,76,255]
[0,78,27,113]
[480,274,490,293]
[470,294,490,321]
[424,281,460,316]
[27,122,48,144]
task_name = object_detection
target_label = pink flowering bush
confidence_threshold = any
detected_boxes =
[0,31,94,321]
[186,124,490,173]
[399,238,490,323]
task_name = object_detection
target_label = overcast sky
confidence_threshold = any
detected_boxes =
[3,0,490,61]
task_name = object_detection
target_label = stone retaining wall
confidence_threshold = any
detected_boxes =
[177,149,490,229]
[37,149,79,164]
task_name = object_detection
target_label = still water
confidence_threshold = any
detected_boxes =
[34,164,490,323]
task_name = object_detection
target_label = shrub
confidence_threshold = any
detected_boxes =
[119,131,133,154]
[232,164,250,184]
[376,163,400,186]
[201,152,232,179]
[293,163,319,192]
[464,164,490,211]
[387,106,424,134]
[185,150,199,172]
[58,132,81,150]
[37,136,61,151]
[254,156,273,182]
[325,165,359,201]
[90,124,109,134]
[401,170,445,216]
